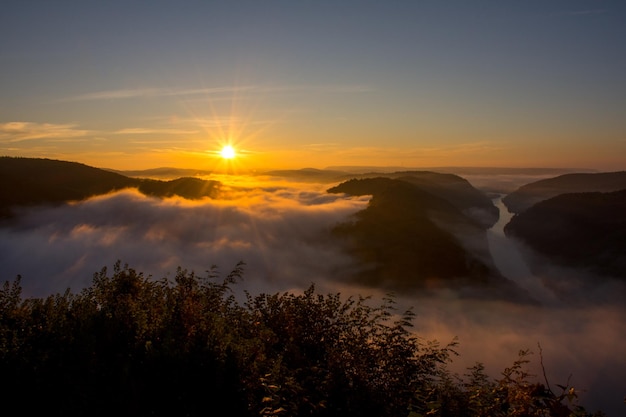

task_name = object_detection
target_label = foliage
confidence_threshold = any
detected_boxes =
[504,189,626,279]
[328,177,493,289]
[0,157,221,219]
[409,350,606,417]
[0,262,605,416]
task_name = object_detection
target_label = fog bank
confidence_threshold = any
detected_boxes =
[1,177,624,415]
[0,185,368,297]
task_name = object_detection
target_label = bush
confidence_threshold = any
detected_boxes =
[0,262,604,416]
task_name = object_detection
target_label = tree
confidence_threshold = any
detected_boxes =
[0,262,606,416]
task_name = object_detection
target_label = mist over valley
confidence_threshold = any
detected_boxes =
[1,157,625,415]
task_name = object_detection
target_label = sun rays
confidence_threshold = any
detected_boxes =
[220,145,236,159]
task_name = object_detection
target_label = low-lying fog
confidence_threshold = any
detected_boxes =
[1,174,624,415]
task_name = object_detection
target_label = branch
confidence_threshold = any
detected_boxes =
[537,342,555,396]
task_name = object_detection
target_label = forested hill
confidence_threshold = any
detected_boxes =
[0,157,222,218]
[502,171,626,214]
[384,171,498,228]
[327,177,523,299]
[505,189,626,279]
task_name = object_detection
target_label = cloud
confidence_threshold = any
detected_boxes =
[305,142,505,166]
[62,84,371,102]
[114,128,199,135]
[71,86,257,101]
[255,84,372,94]
[63,88,162,101]
[1,176,624,415]
[401,293,626,416]
[0,183,369,298]
[0,121,88,143]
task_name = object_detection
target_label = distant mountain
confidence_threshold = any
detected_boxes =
[328,177,523,298]
[261,169,497,227]
[311,170,497,227]
[260,168,353,183]
[136,177,222,200]
[380,171,498,228]
[109,167,214,179]
[0,157,222,219]
[504,190,626,279]
[502,171,626,214]
[327,165,588,176]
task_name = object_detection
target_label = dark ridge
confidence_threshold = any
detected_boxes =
[0,157,222,219]
[109,167,213,179]
[389,171,498,228]
[137,177,221,199]
[505,189,626,279]
[0,157,133,209]
[503,171,626,214]
[328,177,522,299]
[326,170,499,228]
[326,165,590,176]
[260,168,353,183]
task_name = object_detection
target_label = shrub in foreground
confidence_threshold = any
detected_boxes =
[0,262,604,416]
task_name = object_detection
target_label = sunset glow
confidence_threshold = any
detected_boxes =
[2,3,626,414]
[1,2,624,172]
[220,145,236,160]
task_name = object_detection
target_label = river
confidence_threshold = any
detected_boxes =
[486,195,558,305]
[480,195,626,415]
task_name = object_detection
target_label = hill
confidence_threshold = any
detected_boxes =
[257,169,499,227]
[502,171,626,214]
[261,167,353,183]
[325,166,588,175]
[328,177,523,298]
[109,167,213,179]
[0,157,222,218]
[382,171,499,228]
[504,189,626,279]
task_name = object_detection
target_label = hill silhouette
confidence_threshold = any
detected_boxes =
[1,158,528,299]
[383,171,499,228]
[0,157,221,218]
[502,171,626,214]
[109,167,213,179]
[505,189,626,279]
[263,169,500,227]
[328,177,523,299]
[261,168,353,183]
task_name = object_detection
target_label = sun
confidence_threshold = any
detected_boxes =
[220,145,236,159]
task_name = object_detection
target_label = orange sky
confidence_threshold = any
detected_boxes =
[2,2,625,172]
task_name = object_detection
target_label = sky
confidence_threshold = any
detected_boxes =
[1,0,625,171]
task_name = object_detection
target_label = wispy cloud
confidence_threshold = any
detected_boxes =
[317,142,505,161]
[62,84,372,102]
[63,88,161,101]
[0,121,89,143]
[301,142,342,151]
[249,84,372,94]
[114,127,199,135]
[418,141,506,156]
[189,117,243,128]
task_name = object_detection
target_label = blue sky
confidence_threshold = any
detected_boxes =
[1,0,625,170]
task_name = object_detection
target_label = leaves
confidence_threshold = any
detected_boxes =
[0,263,605,417]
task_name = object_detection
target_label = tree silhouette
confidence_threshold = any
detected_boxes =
[0,262,605,416]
